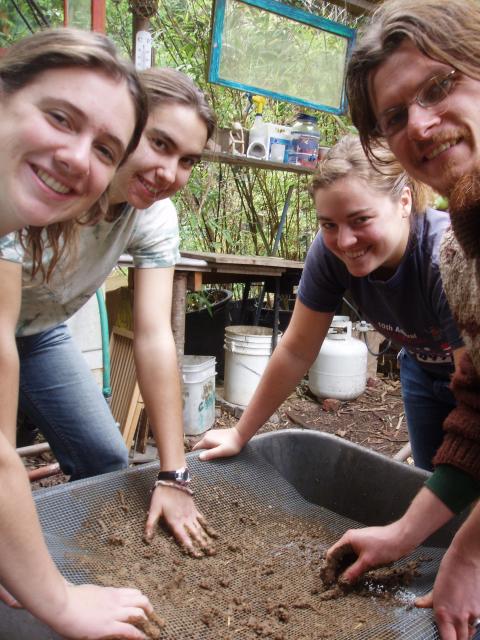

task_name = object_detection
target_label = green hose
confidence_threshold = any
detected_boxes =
[96,288,112,401]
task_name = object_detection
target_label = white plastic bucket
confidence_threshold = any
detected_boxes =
[182,355,216,435]
[223,325,281,407]
[308,316,368,401]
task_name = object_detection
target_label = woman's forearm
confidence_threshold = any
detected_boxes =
[0,433,68,623]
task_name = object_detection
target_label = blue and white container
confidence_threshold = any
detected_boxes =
[266,123,292,163]
[288,114,321,169]
[182,355,216,435]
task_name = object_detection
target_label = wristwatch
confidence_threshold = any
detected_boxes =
[156,466,191,486]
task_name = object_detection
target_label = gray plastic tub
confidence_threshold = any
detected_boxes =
[0,429,472,639]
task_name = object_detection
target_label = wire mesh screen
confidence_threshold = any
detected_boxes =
[4,439,477,639]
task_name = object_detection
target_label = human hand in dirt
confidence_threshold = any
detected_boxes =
[415,545,480,640]
[193,427,245,461]
[326,521,414,584]
[51,583,152,639]
[145,485,217,557]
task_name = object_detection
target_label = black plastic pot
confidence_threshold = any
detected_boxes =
[184,288,233,378]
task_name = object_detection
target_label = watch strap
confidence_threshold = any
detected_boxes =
[156,467,191,485]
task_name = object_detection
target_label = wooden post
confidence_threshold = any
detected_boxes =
[91,0,106,32]
[63,0,105,31]
[130,0,157,67]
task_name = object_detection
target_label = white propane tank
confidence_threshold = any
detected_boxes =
[308,316,368,401]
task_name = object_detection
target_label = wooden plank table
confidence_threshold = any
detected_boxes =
[119,251,304,365]
[174,251,303,363]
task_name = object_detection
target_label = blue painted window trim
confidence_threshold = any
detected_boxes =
[209,0,356,114]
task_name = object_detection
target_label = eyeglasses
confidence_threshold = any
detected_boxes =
[375,69,458,137]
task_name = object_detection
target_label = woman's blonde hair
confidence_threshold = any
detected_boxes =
[310,135,433,214]
[0,27,148,281]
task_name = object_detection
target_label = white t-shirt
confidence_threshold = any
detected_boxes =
[0,199,180,336]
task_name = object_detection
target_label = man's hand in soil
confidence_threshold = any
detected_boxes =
[326,521,414,584]
[145,484,216,557]
[193,427,245,461]
[53,583,152,639]
[416,502,480,640]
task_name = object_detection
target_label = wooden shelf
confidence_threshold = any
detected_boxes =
[201,149,314,175]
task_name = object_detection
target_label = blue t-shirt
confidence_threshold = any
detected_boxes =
[298,208,463,378]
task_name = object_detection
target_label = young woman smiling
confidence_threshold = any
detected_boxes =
[0,67,217,558]
[194,135,465,472]
[0,27,152,640]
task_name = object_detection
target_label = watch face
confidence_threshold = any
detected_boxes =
[177,467,191,483]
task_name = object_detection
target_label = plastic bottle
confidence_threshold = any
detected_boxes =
[288,113,321,169]
[246,95,268,160]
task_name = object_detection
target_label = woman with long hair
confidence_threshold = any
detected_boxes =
[0,66,217,557]
[0,27,152,640]
[195,135,463,473]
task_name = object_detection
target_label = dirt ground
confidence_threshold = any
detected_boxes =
[200,373,409,460]
[25,370,410,490]
[25,371,409,490]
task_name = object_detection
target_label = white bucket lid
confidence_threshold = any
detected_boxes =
[225,325,282,342]
[182,355,216,372]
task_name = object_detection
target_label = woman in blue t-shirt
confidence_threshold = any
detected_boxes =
[195,135,465,471]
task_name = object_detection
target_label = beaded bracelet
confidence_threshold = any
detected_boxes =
[151,479,194,496]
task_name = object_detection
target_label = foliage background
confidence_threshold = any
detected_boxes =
[2,0,360,261]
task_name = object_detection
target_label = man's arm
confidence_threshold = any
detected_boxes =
[0,259,22,446]
[132,267,212,554]
[416,500,480,639]
[327,486,454,583]
[327,346,470,582]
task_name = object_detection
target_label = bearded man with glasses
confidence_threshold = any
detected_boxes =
[325,2,480,639]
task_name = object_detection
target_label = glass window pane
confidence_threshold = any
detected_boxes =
[212,0,353,112]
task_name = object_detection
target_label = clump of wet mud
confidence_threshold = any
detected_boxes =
[73,482,427,640]
[135,611,166,639]
[318,544,424,602]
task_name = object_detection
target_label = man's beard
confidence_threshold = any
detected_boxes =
[448,173,480,257]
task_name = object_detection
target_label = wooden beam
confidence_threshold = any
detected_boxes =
[91,0,106,32]
[63,0,105,31]
[171,272,188,370]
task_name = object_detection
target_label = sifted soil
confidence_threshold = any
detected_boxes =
[74,473,424,640]
[23,373,426,639]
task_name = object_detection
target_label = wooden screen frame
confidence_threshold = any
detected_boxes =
[63,0,106,32]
